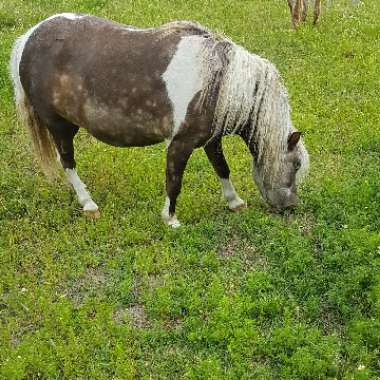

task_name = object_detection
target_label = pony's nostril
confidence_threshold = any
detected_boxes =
[285,198,299,210]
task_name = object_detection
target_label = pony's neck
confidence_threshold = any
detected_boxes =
[238,121,259,160]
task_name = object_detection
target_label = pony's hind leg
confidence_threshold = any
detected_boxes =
[162,139,194,228]
[204,139,246,212]
[49,118,99,218]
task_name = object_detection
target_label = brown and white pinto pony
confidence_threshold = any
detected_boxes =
[288,0,321,29]
[10,14,309,228]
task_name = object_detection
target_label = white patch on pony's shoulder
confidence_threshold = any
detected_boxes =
[162,36,205,139]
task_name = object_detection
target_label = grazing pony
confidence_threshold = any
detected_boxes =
[288,0,321,28]
[10,14,309,227]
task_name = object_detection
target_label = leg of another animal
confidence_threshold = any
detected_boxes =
[51,121,99,218]
[162,140,194,228]
[287,0,296,28]
[313,0,321,24]
[204,140,245,212]
[291,0,302,28]
[287,0,295,17]
[301,0,308,21]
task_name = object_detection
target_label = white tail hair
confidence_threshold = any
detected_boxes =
[10,26,59,177]
[10,35,26,105]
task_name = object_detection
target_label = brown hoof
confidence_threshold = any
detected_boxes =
[229,203,247,213]
[84,209,101,219]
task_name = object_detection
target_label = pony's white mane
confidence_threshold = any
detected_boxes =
[199,40,309,186]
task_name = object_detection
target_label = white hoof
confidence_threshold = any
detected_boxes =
[162,212,181,228]
[83,200,100,219]
[167,216,181,229]
[83,200,99,212]
[83,209,100,219]
[228,197,246,212]
[161,196,181,228]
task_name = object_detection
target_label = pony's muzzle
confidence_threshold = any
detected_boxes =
[267,188,299,213]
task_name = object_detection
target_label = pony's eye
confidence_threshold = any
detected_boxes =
[294,162,301,170]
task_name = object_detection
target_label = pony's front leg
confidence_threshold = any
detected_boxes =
[204,139,246,212]
[162,140,193,228]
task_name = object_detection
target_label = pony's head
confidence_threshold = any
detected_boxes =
[247,60,309,212]
[252,130,309,212]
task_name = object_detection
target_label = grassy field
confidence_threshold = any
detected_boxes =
[1,0,380,379]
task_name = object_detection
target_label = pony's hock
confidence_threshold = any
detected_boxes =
[10,13,309,227]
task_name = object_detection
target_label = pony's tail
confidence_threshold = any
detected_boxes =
[10,35,60,179]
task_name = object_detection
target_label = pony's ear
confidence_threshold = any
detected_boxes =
[288,132,302,151]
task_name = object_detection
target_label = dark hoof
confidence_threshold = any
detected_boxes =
[229,202,247,213]
[84,209,101,219]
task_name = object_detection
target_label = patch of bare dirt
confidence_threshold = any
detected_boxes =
[113,304,150,328]
[218,235,268,272]
[63,267,107,307]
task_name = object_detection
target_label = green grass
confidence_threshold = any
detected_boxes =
[1,0,380,378]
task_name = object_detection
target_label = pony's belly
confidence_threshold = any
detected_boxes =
[85,121,169,147]
[82,106,172,147]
